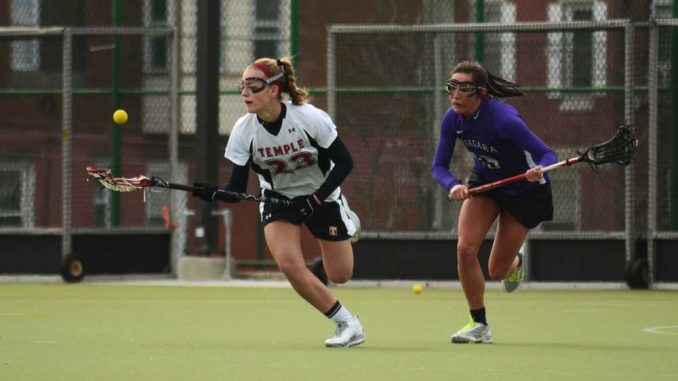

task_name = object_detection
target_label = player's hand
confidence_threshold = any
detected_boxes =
[448,184,469,201]
[525,166,544,182]
[192,183,219,202]
[292,194,320,218]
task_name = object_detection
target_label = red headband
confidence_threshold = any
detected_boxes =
[253,62,285,89]
[252,62,276,79]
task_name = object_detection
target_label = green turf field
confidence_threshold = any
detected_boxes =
[1,283,677,381]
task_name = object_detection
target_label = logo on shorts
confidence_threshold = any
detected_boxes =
[329,226,338,236]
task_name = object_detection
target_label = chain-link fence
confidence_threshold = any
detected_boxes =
[1,1,676,284]
[328,20,638,237]
[0,0,292,276]
[648,18,678,284]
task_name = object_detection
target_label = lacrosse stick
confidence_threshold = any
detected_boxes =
[469,125,638,195]
[85,165,292,206]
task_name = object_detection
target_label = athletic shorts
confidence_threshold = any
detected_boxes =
[260,190,358,241]
[467,172,554,229]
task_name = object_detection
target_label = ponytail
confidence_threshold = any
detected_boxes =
[451,60,523,99]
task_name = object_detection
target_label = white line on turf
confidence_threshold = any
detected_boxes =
[642,325,678,336]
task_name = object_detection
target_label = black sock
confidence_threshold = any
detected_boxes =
[470,307,487,325]
[324,300,341,318]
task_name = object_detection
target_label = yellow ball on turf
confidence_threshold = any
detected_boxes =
[412,283,423,294]
[113,109,128,125]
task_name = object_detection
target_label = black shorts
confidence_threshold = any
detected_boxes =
[467,172,554,229]
[260,191,358,241]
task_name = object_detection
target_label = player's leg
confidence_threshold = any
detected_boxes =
[491,182,553,292]
[264,221,337,313]
[451,195,500,344]
[319,239,353,284]
[457,196,500,310]
[490,211,529,292]
[317,238,365,348]
[488,211,529,279]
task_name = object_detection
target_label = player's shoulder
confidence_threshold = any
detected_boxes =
[231,113,257,133]
[487,98,519,115]
[286,102,330,121]
[486,99,522,123]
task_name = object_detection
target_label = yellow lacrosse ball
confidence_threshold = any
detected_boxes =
[113,109,128,125]
[412,283,423,294]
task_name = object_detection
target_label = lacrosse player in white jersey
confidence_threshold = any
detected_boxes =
[192,57,365,348]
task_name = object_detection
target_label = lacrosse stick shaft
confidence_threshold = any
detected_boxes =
[468,157,581,195]
[156,182,292,206]
[86,166,293,206]
[161,182,197,192]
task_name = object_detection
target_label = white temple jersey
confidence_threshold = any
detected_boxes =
[225,102,342,201]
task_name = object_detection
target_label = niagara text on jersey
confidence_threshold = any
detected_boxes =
[225,102,342,201]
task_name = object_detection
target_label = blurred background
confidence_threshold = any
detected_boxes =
[0,0,675,288]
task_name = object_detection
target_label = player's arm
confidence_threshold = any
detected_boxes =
[193,161,250,203]
[313,137,353,202]
[502,117,558,182]
[431,112,462,191]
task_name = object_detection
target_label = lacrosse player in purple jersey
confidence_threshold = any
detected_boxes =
[431,61,558,344]
[191,57,365,348]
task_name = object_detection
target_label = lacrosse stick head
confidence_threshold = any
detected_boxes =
[86,165,155,192]
[581,125,638,167]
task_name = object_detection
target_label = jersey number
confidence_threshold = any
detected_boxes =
[477,155,501,170]
[264,152,316,174]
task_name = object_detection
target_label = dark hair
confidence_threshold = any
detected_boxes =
[251,57,309,105]
[451,61,524,98]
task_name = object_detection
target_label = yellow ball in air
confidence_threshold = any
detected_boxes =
[412,283,423,294]
[113,109,128,125]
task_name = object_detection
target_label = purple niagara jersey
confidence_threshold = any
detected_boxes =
[431,98,558,196]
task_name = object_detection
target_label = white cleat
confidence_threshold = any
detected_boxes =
[451,318,494,344]
[324,316,366,348]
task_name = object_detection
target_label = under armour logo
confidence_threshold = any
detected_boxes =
[288,128,295,133]
[329,226,337,236]
[264,213,272,221]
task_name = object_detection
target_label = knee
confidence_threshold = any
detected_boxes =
[488,262,511,280]
[325,269,352,284]
[275,256,305,278]
[487,265,505,281]
[456,242,479,264]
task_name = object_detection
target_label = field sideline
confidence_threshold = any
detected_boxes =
[1,282,677,381]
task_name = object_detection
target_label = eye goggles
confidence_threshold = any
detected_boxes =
[445,80,482,97]
[239,71,285,94]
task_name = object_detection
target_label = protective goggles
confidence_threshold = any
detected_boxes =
[239,71,285,94]
[445,80,482,97]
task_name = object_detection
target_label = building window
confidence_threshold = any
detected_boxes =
[0,163,35,228]
[93,186,111,228]
[10,0,40,72]
[653,0,672,86]
[145,162,187,227]
[92,161,111,228]
[478,0,517,81]
[536,147,580,231]
[146,163,171,227]
[144,0,175,72]
[253,0,281,59]
[547,1,607,111]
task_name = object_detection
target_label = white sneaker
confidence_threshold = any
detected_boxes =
[451,317,493,344]
[324,316,366,348]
